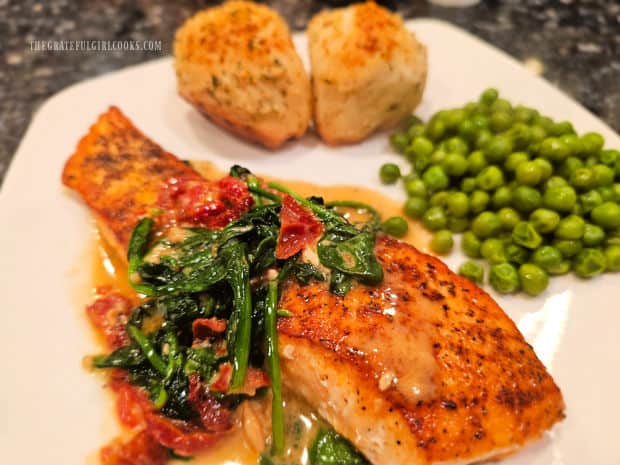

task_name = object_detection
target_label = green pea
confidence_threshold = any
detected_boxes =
[592,164,615,187]
[480,88,499,105]
[471,211,502,239]
[491,98,512,113]
[543,186,577,212]
[467,150,488,175]
[539,137,570,162]
[558,157,583,179]
[422,206,448,231]
[458,119,477,142]
[513,105,537,124]
[431,230,454,255]
[498,207,521,230]
[591,202,620,229]
[573,248,607,278]
[444,110,466,131]
[517,263,548,296]
[578,132,605,157]
[572,202,584,216]
[476,166,505,191]
[529,125,547,143]
[532,246,564,273]
[490,111,513,133]
[533,115,554,131]
[405,178,427,198]
[470,190,490,214]
[515,160,543,186]
[390,132,409,153]
[444,136,469,155]
[404,196,428,219]
[604,245,620,271]
[412,153,431,171]
[407,124,426,140]
[600,149,620,166]
[559,133,579,153]
[485,135,514,163]
[585,156,598,167]
[580,190,603,213]
[512,186,542,213]
[471,114,489,130]
[507,123,532,149]
[555,215,585,240]
[529,208,560,233]
[442,153,468,177]
[532,158,553,181]
[430,191,449,207]
[422,166,449,192]
[448,217,469,233]
[545,176,568,190]
[426,118,446,141]
[492,186,513,209]
[481,238,507,264]
[598,186,615,202]
[447,192,470,217]
[569,168,594,191]
[504,151,530,173]
[382,216,408,238]
[550,121,575,137]
[614,183,620,202]
[461,177,477,193]
[462,231,482,258]
[379,163,401,184]
[458,260,484,284]
[475,129,493,149]
[410,136,434,158]
[583,223,606,247]
[505,243,529,265]
[553,238,583,258]
[489,263,520,294]
[512,221,542,249]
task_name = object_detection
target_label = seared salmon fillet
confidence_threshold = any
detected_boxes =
[62,106,203,253]
[63,108,564,465]
[278,236,564,465]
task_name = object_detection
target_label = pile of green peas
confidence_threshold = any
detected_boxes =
[382,88,620,296]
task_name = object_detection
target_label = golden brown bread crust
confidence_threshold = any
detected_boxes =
[174,1,311,149]
[62,106,203,252]
[278,235,564,465]
[308,2,427,145]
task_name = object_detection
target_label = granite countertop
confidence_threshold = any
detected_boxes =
[1,0,619,186]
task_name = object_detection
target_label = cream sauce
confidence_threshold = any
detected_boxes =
[88,161,432,465]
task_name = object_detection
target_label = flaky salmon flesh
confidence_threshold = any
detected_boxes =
[62,107,565,465]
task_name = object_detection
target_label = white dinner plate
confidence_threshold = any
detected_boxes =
[1,18,618,465]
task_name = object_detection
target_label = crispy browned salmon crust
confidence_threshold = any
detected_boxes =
[62,106,202,252]
[278,236,564,465]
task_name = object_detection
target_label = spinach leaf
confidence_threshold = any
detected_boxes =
[92,345,145,369]
[127,217,157,295]
[318,232,383,284]
[309,428,370,465]
[329,271,352,297]
[220,241,253,390]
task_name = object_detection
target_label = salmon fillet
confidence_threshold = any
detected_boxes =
[62,106,204,254]
[278,236,564,465]
[63,108,564,465]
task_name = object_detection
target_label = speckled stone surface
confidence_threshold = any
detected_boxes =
[1,0,619,185]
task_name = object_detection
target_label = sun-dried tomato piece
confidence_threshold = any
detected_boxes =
[86,288,133,350]
[275,195,323,259]
[159,175,253,228]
